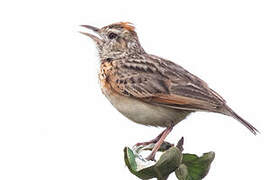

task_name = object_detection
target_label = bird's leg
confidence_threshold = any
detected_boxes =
[135,129,166,147]
[145,126,173,161]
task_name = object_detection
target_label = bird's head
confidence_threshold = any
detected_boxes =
[80,22,145,59]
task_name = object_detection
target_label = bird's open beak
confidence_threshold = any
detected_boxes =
[79,25,104,46]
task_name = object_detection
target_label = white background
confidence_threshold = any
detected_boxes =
[0,0,269,179]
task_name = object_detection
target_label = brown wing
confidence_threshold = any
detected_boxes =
[108,55,258,134]
[109,55,226,113]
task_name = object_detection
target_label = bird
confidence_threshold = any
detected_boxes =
[80,22,259,161]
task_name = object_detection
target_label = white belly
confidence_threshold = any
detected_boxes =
[104,92,190,127]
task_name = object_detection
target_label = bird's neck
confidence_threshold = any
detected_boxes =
[99,46,145,60]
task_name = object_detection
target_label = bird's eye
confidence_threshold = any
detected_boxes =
[108,32,118,39]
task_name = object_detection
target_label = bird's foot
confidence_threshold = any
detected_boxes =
[145,152,156,161]
[134,130,165,147]
[135,140,158,147]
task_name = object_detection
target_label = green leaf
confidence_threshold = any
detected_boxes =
[124,147,137,172]
[124,147,182,180]
[175,152,215,180]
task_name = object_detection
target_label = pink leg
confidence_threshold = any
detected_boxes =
[146,126,173,161]
[135,129,166,146]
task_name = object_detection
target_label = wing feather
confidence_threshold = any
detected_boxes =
[105,56,258,134]
[109,56,225,113]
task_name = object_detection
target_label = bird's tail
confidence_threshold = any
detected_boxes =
[222,105,259,135]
